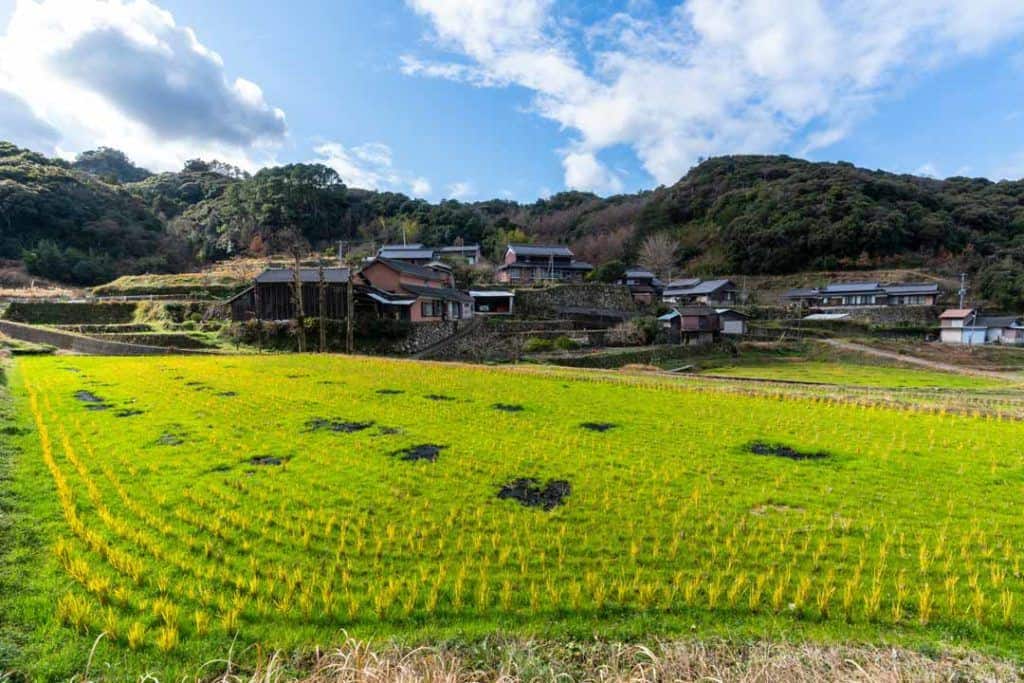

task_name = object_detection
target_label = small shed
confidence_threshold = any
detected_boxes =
[659,306,720,345]
[470,290,515,315]
[715,308,748,335]
[227,267,350,321]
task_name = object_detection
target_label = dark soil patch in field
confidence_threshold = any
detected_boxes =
[155,432,185,446]
[377,427,402,435]
[318,380,342,385]
[248,455,287,466]
[424,394,456,402]
[114,408,144,418]
[217,391,237,397]
[285,374,309,379]
[492,403,524,412]
[394,444,445,462]
[74,390,104,404]
[376,389,404,395]
[746,441,830,461]
[305,418,375,433]
[498,478,571,510]
[581,422,616,432]
[208,463,232,473]
[0,425,28,436]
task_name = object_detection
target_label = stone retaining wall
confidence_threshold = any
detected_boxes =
[0,321,211,355]
[514,284,636,319]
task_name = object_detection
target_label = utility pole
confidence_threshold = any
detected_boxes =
[291,252,306,353]
[345,269,354,354]
[958,272,967,309]
[318,259,327,353]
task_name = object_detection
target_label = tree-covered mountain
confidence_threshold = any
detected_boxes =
[2,141,1024,306]
[71,147,153,183]
[0,142,188,285]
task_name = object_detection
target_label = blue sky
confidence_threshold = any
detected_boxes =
[1,0,1023,201]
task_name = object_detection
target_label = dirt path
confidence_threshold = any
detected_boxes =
[823,339,1020,381]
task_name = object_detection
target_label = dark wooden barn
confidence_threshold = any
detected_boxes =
[227,267,351,321]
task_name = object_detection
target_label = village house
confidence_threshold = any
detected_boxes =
[357,258,472,322]
[377,243,484,266]
[436,244,482,265]
[784,282,940,308]
[616,268,663,305]
[662,279,738,306]
[939,309,1024,345]
[658,305,721,345]
[227,267,350,321]
[494,244,593,284]
[376,243,435,264]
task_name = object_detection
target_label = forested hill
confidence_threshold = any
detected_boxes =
[2,141,1024,304]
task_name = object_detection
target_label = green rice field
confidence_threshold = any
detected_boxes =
[702,359,1018,389]
[3,355,1024,678]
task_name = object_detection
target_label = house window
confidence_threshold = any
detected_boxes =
[420,301,443,318]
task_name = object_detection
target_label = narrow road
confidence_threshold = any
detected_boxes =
[822,339,1019,381]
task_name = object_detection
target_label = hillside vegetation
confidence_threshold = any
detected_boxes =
[3,141,1024,306]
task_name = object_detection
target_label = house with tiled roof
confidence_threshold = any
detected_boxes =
[783,281,940,308]
[494,244,593,284]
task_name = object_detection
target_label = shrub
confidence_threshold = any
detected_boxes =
[553,336,580,350]
[523,337,554,352]
[606,321,647,347]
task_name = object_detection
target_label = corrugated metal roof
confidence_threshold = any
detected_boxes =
[255,267,350,284]
[784,288,820,298]
[978,315,1020,328]
[438,244,480,253]
[507,244,574,257]
[666,278,701,289]
[379,243,424,250]
[625,268,656,278]
[803,313,850,321]
[939,308,975,318]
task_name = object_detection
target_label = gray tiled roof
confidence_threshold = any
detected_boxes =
[378,248,435,260]
[884,283,939,295]
[507,244,574,257]
[255,267,350,284]
[370,258,449,281]
[678,279,735,295]
[821,282,881,294]
[402,284,473,304]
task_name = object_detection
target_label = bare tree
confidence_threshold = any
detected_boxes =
[638,233,680,278]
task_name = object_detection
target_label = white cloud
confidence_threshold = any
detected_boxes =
[562,150,622,194]
[0,0,286,170]
[914,162,940,178]
[313,141,432,197]
[446,180,474,200]
[411,177,432,197]
[404,0,1024,191]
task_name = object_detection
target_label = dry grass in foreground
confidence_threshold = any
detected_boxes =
[148,638,1022,683]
